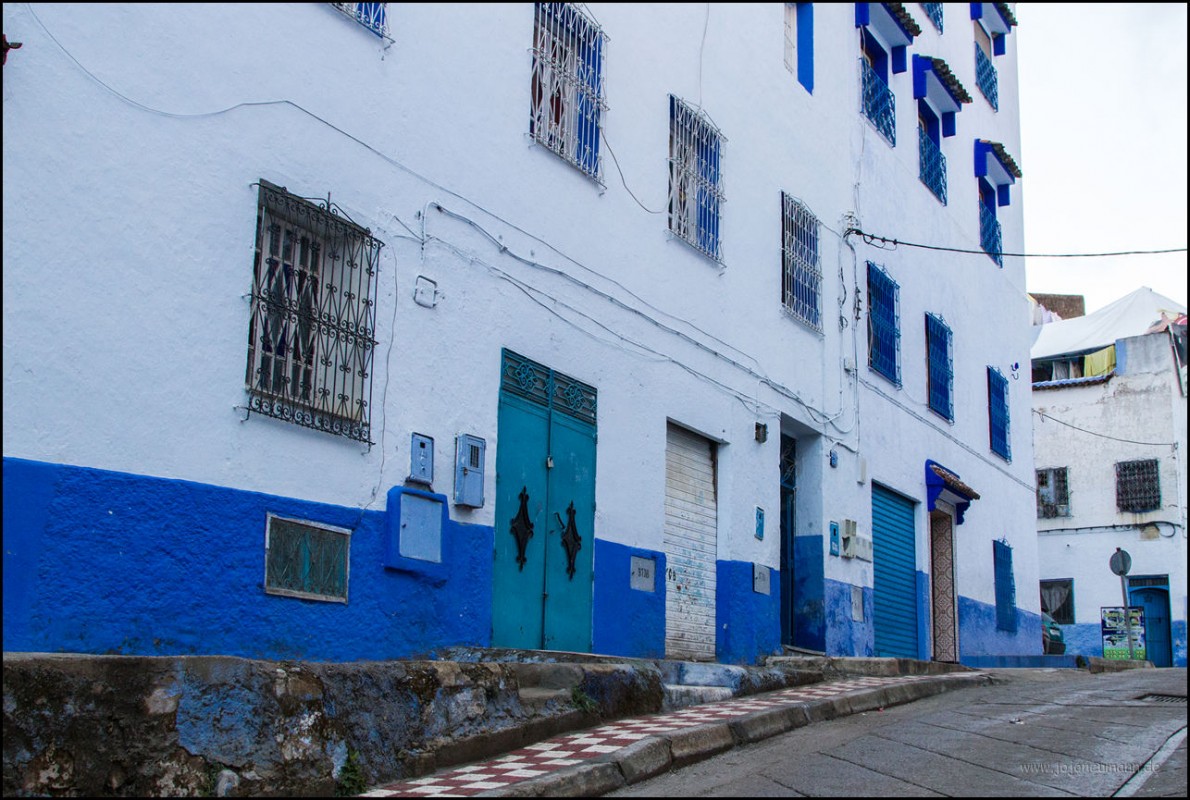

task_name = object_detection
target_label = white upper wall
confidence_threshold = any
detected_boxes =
[3,4,1031,575]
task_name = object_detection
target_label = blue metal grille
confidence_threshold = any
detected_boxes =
[330,3,388,40]
[993,539,1016,632]
[500,349,597,425]
[668,96,725,262]
[781,193,821,331]
[867,263,900,386]
[530,3,607,181]
[923,3,943,32]
[861,58,896,145]
[979,202,1003,267]
[918,126,947,204]
[975,44,998,111]
[265,516,350,602]
[925,313,953,421]
[988,367,1010,460]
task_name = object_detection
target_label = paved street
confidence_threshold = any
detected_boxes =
[609,668,1187,797]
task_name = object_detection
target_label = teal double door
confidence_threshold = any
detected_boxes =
[492,350,597,652]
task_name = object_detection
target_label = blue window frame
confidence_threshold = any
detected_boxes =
[856,4,921,147]
[530,3,607,181]
[923,3,943,32]
[784,4,815,93]
[912,55,970,204]
[867,262,901,386]
[925,313,953,421]
[860,33,896,145]
[781,192,822,331]
[987,366,1010,460]
[918,103,946,203]
[993,539,1017,632]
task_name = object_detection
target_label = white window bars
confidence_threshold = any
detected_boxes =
[530,3,607,181]
[329,3,390,42]
[781,193,821,331]
[668,95,725,262]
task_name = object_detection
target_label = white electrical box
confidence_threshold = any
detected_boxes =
[840,518,858,558]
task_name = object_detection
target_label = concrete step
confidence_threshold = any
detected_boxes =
[662,683,734,711]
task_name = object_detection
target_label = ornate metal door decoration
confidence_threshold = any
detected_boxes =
[510,486,534,571]
[557,502,582,579]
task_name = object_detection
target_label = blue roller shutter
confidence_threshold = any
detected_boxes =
[873,484,918,658]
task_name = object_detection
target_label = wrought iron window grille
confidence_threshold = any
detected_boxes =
[975,43,999,111]
[979,201,1003,267]
[1116,459,1161,513]
[867,262,901,386]
[922,3,944,33]
[264,514,351,603]
[860,57,896,146]
[668,95,726,263]
[245,180,382,444]
[781,193,822,331]
[988,366,1011,461]
[919,125,947,204]
[1036,467,1071,518]
[925,313,953,421]
[501,349,597,426]
[329,2,391,43]
[529,2,608,183]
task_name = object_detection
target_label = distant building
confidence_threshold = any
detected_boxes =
[1032,288,1188,667]
[4,3,1034,666]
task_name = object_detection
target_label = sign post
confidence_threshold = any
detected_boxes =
[1109,548,1134,660]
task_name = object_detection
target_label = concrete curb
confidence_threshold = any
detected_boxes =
[481,672,991,797]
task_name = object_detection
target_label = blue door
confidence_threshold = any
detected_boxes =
[873,484,918,658]
[779,434,797,647]
[492,350,596,652]
[1130,586,1172,668]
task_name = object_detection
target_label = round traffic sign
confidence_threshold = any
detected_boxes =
[1109,548,1132,576]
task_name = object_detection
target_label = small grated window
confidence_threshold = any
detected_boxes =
[265,515,351,603]
[1036,467,1070,518]
[925,313,953,420]
[781,193,821,330]
[530,3,607,181]
[1116,459,1161,513]
[988,366,1010,460]
[668,95,725,262]
[1040,578,1074,624]
[993,539,1016,632]
[329,3,390,41]
[867,262,901,386]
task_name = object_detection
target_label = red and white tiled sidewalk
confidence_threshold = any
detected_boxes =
[360,674,932,797]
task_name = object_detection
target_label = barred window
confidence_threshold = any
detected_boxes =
[246,180,382,444]
[993,539,1016,632]
[1116,459,1161,513]
[867,262,900,386]
[781,193,821,330]
[530,3,607,181]
[1040,578,1074,625]
[1036,467,1071,518]
[987,366,1010,461]
[925,313,953,420]
[329,2,389,41]
[668,95,725,262]
[265,515,350,603]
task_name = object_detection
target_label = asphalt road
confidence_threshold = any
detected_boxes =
[608,667,1187,797]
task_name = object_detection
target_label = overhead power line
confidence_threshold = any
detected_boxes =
[845,228,1187,259]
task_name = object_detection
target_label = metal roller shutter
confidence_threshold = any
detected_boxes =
[872,484,918,658]
[664,424,718,660]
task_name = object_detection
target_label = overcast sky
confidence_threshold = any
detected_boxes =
[1016,3,1188,315]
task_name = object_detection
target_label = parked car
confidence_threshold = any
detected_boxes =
[1042,612,1066,654]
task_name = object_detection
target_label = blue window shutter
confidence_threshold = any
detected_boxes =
[796,3,814,93]
[697,133,721,256]
[867,263,901,386]
[988,367,1010,460]
[926,314,953,421]
[576,27,602,177]
[993,540,1016,632]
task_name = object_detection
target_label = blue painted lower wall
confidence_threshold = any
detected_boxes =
[2,457,493,661]
[957,595,1042,664]
[792,536,825,652]
[1058,621,1188,668]
[824,579,874,657]
[592,539,666,659]
[716,560,781,665]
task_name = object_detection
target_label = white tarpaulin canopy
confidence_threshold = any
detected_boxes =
[1030,287,1187,360]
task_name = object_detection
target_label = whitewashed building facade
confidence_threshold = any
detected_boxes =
[1032,289,1188,667]
[3,3,1037,665]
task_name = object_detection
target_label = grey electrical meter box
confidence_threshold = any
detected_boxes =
[409,433,434,485]
[454,435,486,507]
